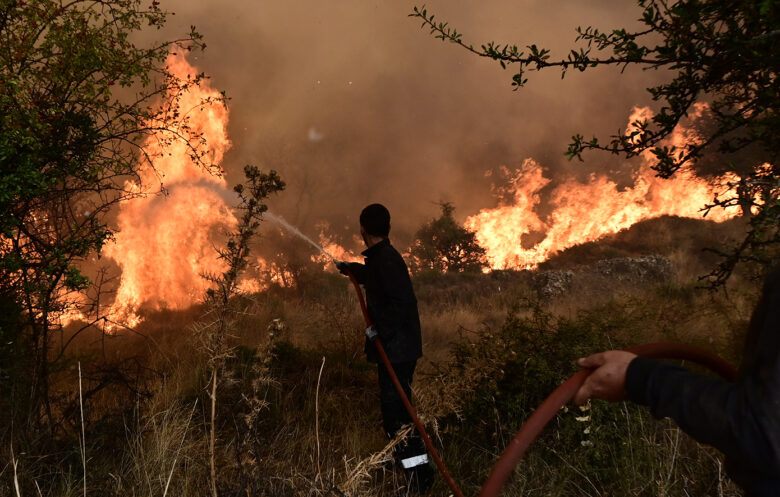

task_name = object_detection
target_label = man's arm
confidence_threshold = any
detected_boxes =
[626,357,773,466]
[575,352,774,469]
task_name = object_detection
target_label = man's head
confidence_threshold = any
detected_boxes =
[360,204,390,245]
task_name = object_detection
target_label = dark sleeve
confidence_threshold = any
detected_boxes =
[740,267,780,445]
[347,262,367,284]
[625,357,773,467]
[371,257,410,340]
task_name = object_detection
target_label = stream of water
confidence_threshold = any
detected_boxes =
[265,212,338,263]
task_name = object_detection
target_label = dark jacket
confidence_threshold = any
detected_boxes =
[626,266,780,495]
[347,239,423,364]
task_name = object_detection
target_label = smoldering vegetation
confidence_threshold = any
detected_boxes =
[2,215,756,497]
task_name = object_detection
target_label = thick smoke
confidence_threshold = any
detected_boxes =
[151,0,667,251]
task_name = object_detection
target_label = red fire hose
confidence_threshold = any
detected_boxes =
[477,342,737,497]
[345,272,738,497]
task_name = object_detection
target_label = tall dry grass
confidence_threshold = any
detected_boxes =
[5,215,765,497]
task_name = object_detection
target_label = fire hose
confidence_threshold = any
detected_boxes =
[344,271,738,497]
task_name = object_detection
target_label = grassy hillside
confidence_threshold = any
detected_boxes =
[2,216,762,497]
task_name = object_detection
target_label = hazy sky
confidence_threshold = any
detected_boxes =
[153,0,667,248]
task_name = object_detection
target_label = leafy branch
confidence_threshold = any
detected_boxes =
[411,1,780,284]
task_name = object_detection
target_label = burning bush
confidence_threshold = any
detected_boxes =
[0,0,210,440]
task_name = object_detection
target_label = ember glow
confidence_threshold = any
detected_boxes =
[104,53,237,325]
[465,106,742,270]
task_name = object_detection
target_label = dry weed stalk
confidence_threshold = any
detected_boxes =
[78,362,86,497]
[283,426,414,497]
[233,318,282,490]
[118,399,206,496]
[315,356,326,485]
[337,425,413,497]
[10,441,21,497]
[196,166,284,497]
[162,399,198,497]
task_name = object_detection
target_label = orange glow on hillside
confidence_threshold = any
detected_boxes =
[465,106,741,270]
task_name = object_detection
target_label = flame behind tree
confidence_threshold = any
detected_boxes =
[410,202,488,273]
[0,0,209,428]
[104,54,237,325]
[466,107,743,270]
[412,1,779,283]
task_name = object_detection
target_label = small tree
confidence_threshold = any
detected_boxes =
[0,0,212,429]
[410,1,779,284]
[410,202,488,273]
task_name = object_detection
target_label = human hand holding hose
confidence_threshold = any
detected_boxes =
[573,350,638,405]
[335,260,350,275]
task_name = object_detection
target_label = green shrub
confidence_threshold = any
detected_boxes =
[433,299,740,496]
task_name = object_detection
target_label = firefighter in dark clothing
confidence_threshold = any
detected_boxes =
[573,265,780,496]
[336,203,434,494]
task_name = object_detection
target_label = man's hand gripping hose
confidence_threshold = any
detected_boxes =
[342,266,737,497]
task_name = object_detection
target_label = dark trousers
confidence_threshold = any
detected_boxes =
[378,361,433,494]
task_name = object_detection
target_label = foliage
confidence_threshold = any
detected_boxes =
[433,300,738,495]
[0,0,210,428]
[449,302,615,430]
[198,165,284,497]
[410,1,780,284]
[409,202,488,273]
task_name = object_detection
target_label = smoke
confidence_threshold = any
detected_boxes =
[147,0,665,251]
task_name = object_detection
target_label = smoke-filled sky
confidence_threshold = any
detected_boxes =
[152,0,668,248]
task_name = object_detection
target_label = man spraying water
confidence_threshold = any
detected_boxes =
[335,203,434,495]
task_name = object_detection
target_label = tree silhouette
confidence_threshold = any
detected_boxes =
[411,0,779,284]
[410,202,488,273]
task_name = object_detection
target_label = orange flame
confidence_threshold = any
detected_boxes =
[104,53,237,325]
[465,106,742,270]
[313,228,360,270]
[237,273,265,294]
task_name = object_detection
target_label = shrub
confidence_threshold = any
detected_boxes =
[409,202,488,274]
[430,299,740,496]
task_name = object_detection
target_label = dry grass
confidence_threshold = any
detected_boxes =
[115,399,207,497]
[6,216,764,497]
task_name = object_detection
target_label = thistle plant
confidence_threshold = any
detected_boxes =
[196,165,284,497]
